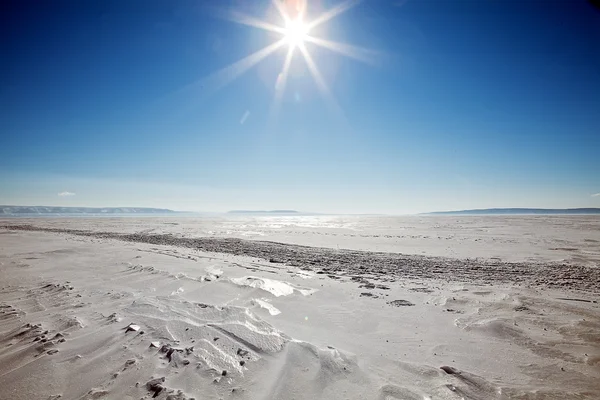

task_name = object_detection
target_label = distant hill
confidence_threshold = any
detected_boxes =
[227,210,299,215]
[0,206,177,215]
[425,208,600,215]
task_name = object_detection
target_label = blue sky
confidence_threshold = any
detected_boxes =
[1,0,599,214]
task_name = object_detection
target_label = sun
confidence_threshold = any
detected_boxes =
[284,18,309,47]
[209,0,376,125]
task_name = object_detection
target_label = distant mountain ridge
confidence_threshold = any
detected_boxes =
[227,210,299,215]
[0,206,177,215]
[425,208,600,215]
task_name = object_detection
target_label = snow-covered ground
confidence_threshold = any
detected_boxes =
[0,216,599,399]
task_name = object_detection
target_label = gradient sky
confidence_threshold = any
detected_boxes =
[1,0,599,214]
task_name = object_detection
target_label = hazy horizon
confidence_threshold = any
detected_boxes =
[2,204,600,217]
[2,0,599,214]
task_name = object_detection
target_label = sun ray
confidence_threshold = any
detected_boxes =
[200,39,287,95]
[296,0,308,20]
[273,0,291,25]
[304,36,380,65]
[307,0,362,30]
[298,43,344,119]
[268,46,296,129]
[225,9,286,35]
[298,44,329,97]
[162,39,286,112]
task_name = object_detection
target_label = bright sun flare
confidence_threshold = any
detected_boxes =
[213,0,376,126]
[284,18,309,47]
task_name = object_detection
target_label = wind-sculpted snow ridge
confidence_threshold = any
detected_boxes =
[3,224,600,292]
[229,276,317,297]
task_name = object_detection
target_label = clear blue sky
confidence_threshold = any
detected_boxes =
[1,0,599,213]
